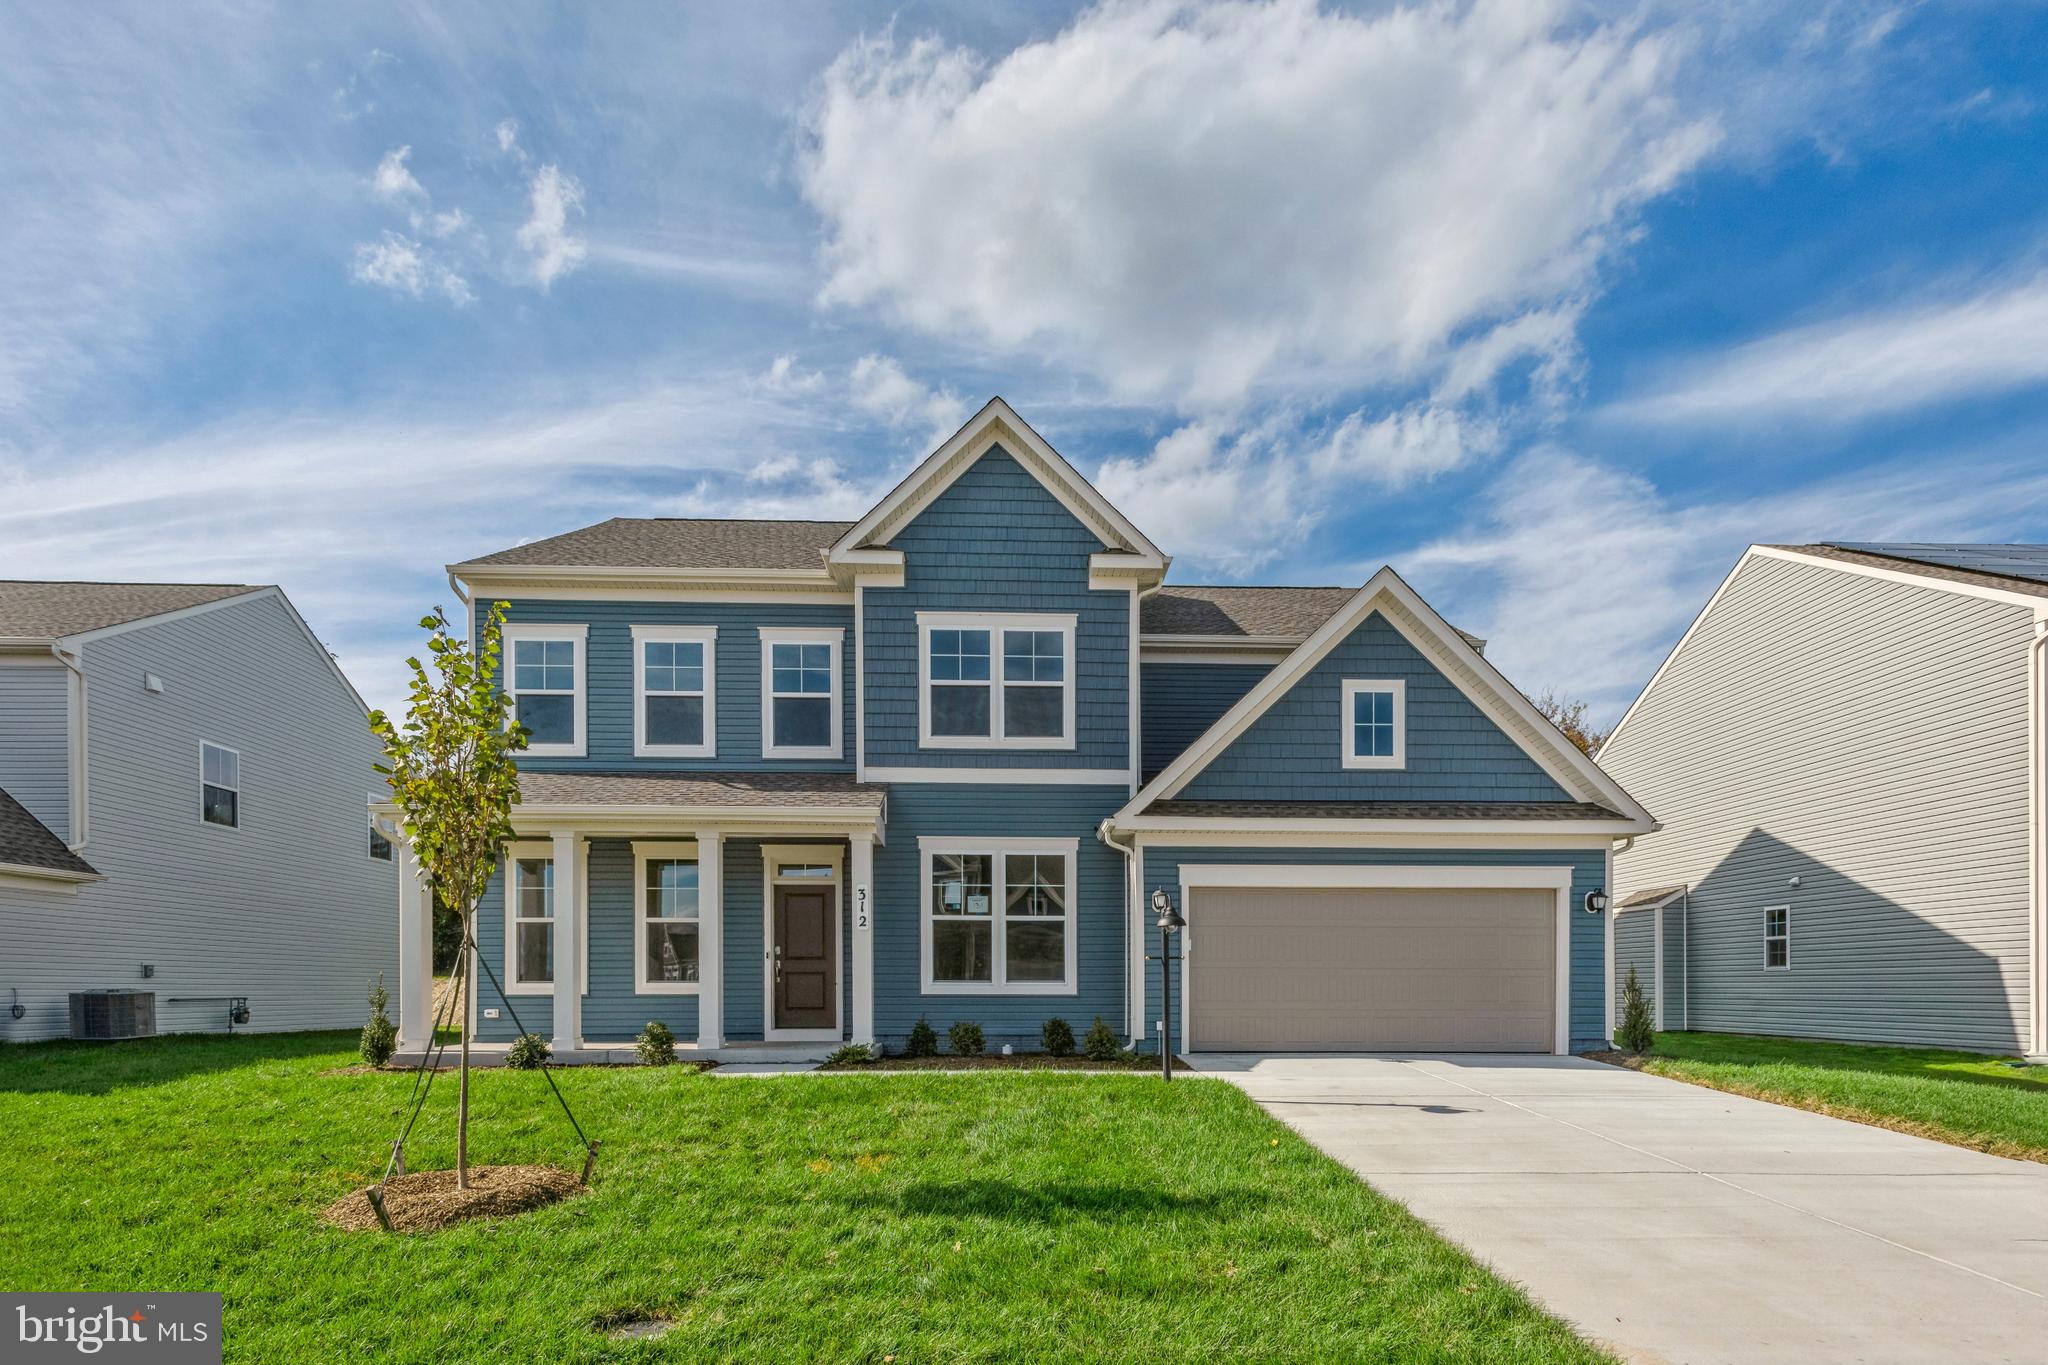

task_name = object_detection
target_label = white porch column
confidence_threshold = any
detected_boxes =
[395,834,433,1051]
[696,831,724,1049]
[551,830,583,1054]
[850,832,875,1047]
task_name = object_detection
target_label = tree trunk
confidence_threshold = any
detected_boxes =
[457,910,472,1190]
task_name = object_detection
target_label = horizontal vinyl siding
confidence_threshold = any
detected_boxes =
[1139,845,1608,1052]
[0,595,395,1042]
[1603,554,2035,1051]
[0,661,70,840]
[1663,899,1688,1030]
[1178,613,1570,803]
[1613,910,1657,1025]
[1139,662,1270,781]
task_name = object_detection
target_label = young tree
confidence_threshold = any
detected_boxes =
[1616,966,1656,1054]
[368,602,524,1190]
[1528,688,1611,757]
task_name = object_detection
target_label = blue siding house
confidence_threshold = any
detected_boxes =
[404,399,1653,1059]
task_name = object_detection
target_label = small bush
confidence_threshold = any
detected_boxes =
[904,1016,939,1058]
[1041,1017,1076,1057]
[1082,1016,1122,1062]
[506,1033,551,1070]
[636,1021,677,1066]
[825,1043,878,1066]
[359,974,397,1067]
[947,1021,985,1057]
[1617,967,1656,1054]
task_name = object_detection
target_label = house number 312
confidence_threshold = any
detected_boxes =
[855,886,869,931]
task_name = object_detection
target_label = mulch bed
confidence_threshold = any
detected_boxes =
[820,1054,1190,1072]
[322,1164,585,1233]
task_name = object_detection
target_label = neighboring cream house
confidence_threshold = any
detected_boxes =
[1601,544,2048,1056]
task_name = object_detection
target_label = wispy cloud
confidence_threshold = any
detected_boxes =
[351,232,474,305]
[847,354,968,446]
[371,146,426,202]
[516,164,588,290]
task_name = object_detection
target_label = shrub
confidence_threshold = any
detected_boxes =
[1082,1016,1122,1062]
[359,974,397,1067]
[1617,967,1656,1054]
[825,1043,879,1066]
[505,1032,551,1070]
[1041,1017,1076,1057]
[635,1021,677,1066]
[904,1016,939,1058]
[947,1021,985,1056]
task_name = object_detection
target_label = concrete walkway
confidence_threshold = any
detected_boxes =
[1194,1053,2048,1364]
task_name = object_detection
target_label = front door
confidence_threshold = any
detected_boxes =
[773,884,837,1031]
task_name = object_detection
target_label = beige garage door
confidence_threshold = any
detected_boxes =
[1188,887,1557,1052]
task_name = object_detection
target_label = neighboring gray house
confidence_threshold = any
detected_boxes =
[1601,544,2048,1056]
[1,582,396,1042]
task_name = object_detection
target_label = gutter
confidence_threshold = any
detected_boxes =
[1098,818,1145,1049]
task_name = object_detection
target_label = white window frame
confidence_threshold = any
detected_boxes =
[916,611,1077,750]
[758,626,843,760]
[631,624,717,759]
[918,836,1079,995]
[502,841,589,996]
[633,840,702,995]
[502,623,588,758]
[200,742,239,829]
[1764,905,1791,971]
[1340,678,1407,770]
[367,811,393,862]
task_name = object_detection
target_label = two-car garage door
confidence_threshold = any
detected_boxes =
[1186,887,1559,1052]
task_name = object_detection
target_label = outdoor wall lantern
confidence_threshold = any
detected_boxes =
[1149,889,1184,1082]
[1583,888,1609,914]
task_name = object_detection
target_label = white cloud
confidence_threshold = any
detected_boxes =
[800,0,1718,407]
[495,118,526,161]
[758,353,825,394]
[516,164,587,289]
[422,208,470,239]
[1308,405,1498,488]
[350,232,473,305]
[1608,270,2048,426]
[847,354,968,442]
[371,146,426,202]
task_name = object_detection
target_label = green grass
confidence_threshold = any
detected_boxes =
[1,1032,1605,1363]
[1618,1032,2048,1162]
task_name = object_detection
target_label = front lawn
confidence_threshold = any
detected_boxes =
[1,1032,1605,1362]
[1606,1032,2048,1163]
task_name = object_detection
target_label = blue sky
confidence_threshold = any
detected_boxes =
[4,0,2047,719]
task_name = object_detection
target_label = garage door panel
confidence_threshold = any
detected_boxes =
[1188,886,1556,1052]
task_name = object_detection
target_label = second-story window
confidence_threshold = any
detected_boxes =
[918,612,1076,749]
[503,623,587,757]
[760,627,842,759]
[632,625,717,758]
[201,742,239,827]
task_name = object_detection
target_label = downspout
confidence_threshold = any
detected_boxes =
[2028,620,2047,1058]
[1098,818,1144,1049]
[53,642,88,851]
[1682,888,1690,1031]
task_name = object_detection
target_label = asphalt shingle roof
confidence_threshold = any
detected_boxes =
[517,769,885,809]
[0,788,98,877]
[458,519,853,572]
[1141,584,1486,650]
[1140,799,1621,821]
[0,581,261,640]
[1618,885,1686,909]
[1775,544,2048,602]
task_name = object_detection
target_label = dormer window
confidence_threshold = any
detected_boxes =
[1340,679,1406,770]
[633,625,717,758]
[917,612,1076,749]
[503,623,587,757]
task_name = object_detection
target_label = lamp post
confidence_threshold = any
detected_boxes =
[1149,888,1185,1080]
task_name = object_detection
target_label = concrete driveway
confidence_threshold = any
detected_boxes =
[1194,1053,2048,1364]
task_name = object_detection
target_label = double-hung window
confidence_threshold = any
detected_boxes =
[918,612,1076,748]
[503,623,587,757]
[1340,679,1406,770]
[504,842,588,995]
[367,811,393,862]
[201,743,239,827]
[634,842,700,992]
[759,627,842,759]
[632,625,716,758]
[1764,906,1790,969]
[920,838,1077,993]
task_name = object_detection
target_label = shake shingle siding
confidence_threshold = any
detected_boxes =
[1603,553,2035,1051]
[1140,661,1270,781]
[0,662,70,840]
[1177,613,1570,803]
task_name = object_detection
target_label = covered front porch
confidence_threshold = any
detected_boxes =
[386,770,886,1060]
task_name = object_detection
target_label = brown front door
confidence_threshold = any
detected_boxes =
[773,884,837,1030]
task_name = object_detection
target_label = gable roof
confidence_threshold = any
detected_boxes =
[1144,584,1486,651]
[0,581,264,641]
[0,787,99,882]
[455,518,853,573]
[1113,566,1655,830]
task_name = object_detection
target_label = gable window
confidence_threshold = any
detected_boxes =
[759,627,842,759]
[920,837,1077,994]
[1764,906,1790,969]
[918,612,1076,749]
[368,813,393,862]
[503,623,587,757]
[1340,679,1406,770]
[201,743,239,827]
[634,841,700,993]
[632,625,717,758]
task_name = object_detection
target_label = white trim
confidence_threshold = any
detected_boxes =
[696,832,724,1048]
[759,626,844,760]
[916,610,1078,750]
[0,862,101,889]
[632,839,704,995]
[502,840,589,996]
[1124,828,1619,849]
[630,624,717,759]
[200,741,239,829]
[918,835,1080,996]
[1764,903,1791,971]
[1604,843,1616,1042]
[1115,815,1644,837]
[1340,678,1407,770]
[861,766,1128,786]
[502,623,589,758]
[458,582,854,605]
[854,580,868,781]
[850,832,875,1046]
[1173,863,1575,1055]
[762,843,846,1041]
